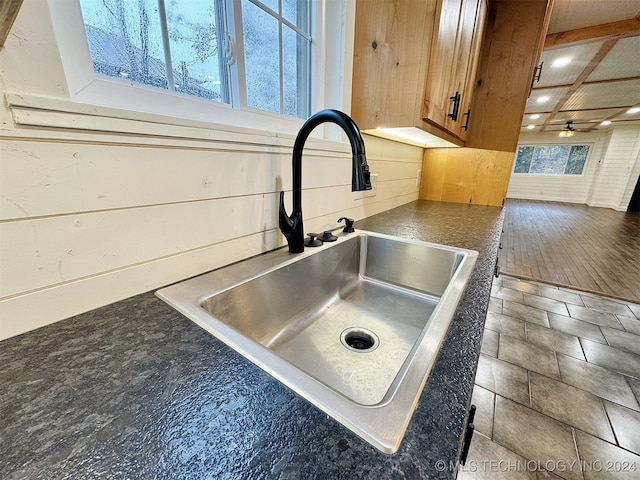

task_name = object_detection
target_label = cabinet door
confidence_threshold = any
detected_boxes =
[453,0,487,140]
[424,0,486,140]
[351,0,438,130]
[444,0,479,136]
[423,0,463,128]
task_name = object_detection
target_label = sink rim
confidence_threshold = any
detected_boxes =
[156,230,478,454]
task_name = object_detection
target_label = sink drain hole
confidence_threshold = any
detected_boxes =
[340,328,379,352]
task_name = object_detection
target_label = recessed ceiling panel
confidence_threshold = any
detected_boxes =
[536,43,603,88]
[525,87,570,113]
[563,79,640,110]
[619,108,640,121]
[522,0,640,136]
[520,113,551,126]
[547,0,640,34]
[587,37,640,82]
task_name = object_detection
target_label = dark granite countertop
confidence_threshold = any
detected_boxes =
[0,200,504,480]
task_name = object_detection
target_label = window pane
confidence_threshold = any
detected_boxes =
[243,0,280,113]
[530,146,570,174]
[283,0,312,33]
[165,0,227,102]
[80,0,168,89]
[255,0,279,12]
[514,146,534,173]
[79,0,314,119]
[282,25,310,117]
[565,145,589,174]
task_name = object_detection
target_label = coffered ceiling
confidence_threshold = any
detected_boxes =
[522,0,640,134]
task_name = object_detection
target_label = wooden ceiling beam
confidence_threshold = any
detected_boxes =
[559,106,638,113]
[0,0,23,47]
[540,38,618,131]
[531,76,640,91]
[544,16,640,49]
[602,106,640,123]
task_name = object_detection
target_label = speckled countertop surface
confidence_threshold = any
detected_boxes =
[1,200,504,480]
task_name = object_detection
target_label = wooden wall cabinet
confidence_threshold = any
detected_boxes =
[419,0,553,208]
[353,0,553,208]
[351,0,487,145]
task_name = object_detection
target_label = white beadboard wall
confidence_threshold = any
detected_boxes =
[0,2,423,340]
[587,126,640,210]
[0,116,423,340]
[507,127,640,210]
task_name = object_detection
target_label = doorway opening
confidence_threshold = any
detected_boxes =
[628,175,640,212]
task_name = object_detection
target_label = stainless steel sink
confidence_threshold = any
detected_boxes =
[156,230,478,453]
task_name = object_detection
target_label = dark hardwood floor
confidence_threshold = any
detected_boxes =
[500,199,640,303]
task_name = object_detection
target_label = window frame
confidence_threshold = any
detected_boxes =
[512,143,593,177]
[45,0,345,136]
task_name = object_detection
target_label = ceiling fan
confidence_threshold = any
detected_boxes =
[558,120,576,137]
[557,119,602,135]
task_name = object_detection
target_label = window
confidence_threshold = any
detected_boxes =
[514,145,590,175]
[77,0,312,119]
[241,0,311,117]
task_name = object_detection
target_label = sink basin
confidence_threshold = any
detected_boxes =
[156,230,478,453]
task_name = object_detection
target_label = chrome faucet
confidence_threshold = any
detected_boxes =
[279,109,372,253]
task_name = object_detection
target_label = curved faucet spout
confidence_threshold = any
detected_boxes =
[279,109,372,253]
[279,191,303,252]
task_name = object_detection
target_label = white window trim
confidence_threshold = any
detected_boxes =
[43,0,351,138]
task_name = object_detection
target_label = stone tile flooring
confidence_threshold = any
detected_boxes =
[457,275,640,480]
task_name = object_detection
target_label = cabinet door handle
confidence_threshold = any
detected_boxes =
[462,109,471,131]
[448,91,461,121]
[530,61,544,91]
[534,61,544,83]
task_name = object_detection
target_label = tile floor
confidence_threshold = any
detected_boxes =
[457,275,640,480]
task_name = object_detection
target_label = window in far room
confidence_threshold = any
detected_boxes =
[514,145,590,175]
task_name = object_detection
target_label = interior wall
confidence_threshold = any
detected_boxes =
[587,126,640,210]
[506,126,640,211]
[506,130,608,204]
[420,147,515,207]
[0,3,423,340]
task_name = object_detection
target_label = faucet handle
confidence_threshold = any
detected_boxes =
[304,233,323,247]
[319,231,338,242]
[337,217,355,233]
